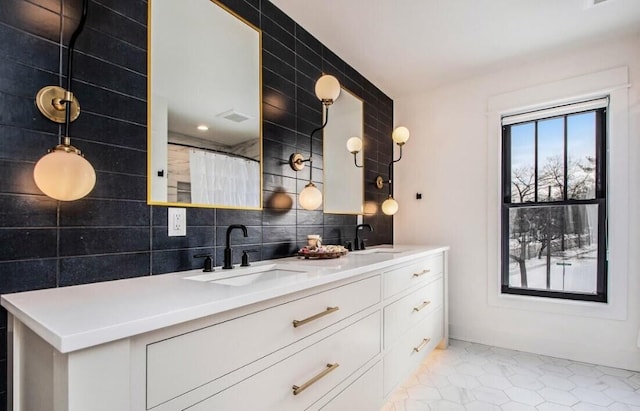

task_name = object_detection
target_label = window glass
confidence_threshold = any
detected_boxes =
[507,204,599,294]
[567,112,596,200]
[537,117,564,202]
[510,122,535,203]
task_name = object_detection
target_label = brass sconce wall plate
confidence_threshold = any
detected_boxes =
[375,175,385,189]
[289,153,306,171]
[35,86,80,123]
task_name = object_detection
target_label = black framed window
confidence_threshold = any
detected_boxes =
[501,99,607,302]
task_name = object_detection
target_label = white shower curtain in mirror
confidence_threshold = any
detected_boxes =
[189,148,260,207]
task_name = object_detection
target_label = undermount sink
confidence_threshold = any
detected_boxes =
[212,268,307,287]
[184,264,310,287]
[352,249,404,255]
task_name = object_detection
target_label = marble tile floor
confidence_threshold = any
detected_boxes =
[381,339,640,411]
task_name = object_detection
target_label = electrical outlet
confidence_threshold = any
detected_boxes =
[168,207,186,236]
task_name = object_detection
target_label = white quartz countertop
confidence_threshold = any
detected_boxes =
[1,245,447,353]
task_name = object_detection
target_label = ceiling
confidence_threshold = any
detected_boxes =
[151,0,260,146]
[270,0,640,99]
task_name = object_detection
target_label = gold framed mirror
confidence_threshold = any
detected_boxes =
[148,0,262,209]
[323,88,364,214]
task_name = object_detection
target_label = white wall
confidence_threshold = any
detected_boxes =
[394,33,640,370]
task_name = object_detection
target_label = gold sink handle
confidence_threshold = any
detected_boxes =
[413,300,431,312]
[413,269,430,277]
[413,338,431,353]
[292,363,340,395]
[292,306,339,328]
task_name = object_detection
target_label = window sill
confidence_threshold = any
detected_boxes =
[489,287,625,320]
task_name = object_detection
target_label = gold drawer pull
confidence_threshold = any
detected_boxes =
[293,306,339,328]
[413,269,430,277]
[292,363,340,395]
[413,300,431,312]
[413,338,431,353]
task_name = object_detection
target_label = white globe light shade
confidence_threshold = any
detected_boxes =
[33,149,96,201]
[315,74,341,103]
[346,137,363,153]
[381,197,399,216]
[299,182,323,210]
[392,126,410,145]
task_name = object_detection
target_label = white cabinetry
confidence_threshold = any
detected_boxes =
[10,274,384,411]
[186,312,380,411]
[145,276,380,409]
[382,252,448,396]
[8,321,132,411]
[319,361,383,411]
[4,246,448,411]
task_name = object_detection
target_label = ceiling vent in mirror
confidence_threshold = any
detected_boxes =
[217,109,252,123]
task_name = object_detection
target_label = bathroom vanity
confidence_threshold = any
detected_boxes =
[2,246,448,411]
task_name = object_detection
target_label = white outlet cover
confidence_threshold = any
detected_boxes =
[168,207,186,236]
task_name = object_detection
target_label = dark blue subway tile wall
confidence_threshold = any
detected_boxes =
[0,0,393,406]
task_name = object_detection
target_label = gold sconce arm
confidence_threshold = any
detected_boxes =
[32,0,96,202]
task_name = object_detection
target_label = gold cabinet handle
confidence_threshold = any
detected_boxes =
[292,363,340,395]
[292,306,339,328]
[413,269,431,277]
[413,338,431,353]
[413,300,431,312]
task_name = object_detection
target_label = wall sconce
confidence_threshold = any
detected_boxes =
[346,136,363,168]
[33,0,95,201]
[289,74,341,210]
[375,126,410,216]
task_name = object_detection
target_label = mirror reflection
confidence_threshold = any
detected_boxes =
[148,0,262,209]
[323,88,364,214]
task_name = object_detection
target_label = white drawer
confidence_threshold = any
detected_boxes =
[383,253,443,299]
[186,311,381,411]
[384,276,443,348]
[146,275,381,409]
[319,361,383,411]
[383,307,443,396]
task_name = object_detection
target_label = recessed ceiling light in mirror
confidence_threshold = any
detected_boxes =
[197,125,209,131]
